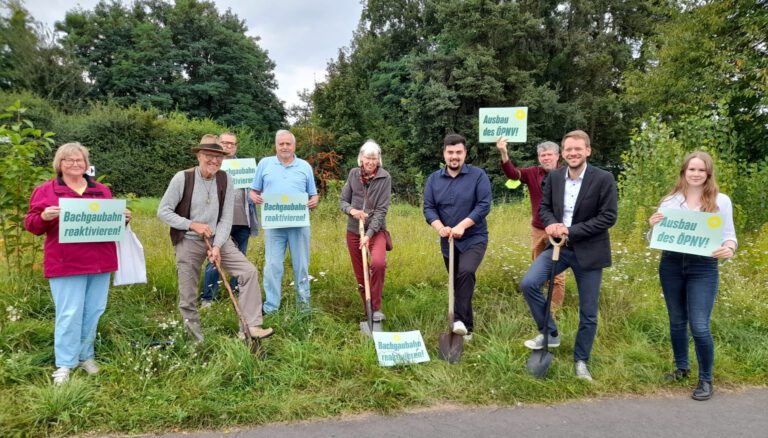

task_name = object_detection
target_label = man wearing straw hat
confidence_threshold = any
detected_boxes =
[157,134,273,342]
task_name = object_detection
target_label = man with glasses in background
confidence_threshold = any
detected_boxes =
[158,135,273,342]
[495,136,566,313]
[199,132,260,308]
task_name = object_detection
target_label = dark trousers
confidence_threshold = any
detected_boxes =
[442,242,487,333]
[201,225,251,301]
[659,251,719,382]
[520,246,603,362]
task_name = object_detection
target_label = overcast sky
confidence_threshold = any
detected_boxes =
[20,0,364,110]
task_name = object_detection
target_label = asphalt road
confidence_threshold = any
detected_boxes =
[138,387,768,438]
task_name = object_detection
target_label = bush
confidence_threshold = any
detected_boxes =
[617,106,768,239]
[0,101,54,273]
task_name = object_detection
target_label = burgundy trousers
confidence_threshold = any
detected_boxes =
[346,231,387,314]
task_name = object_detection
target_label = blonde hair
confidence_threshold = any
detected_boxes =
[53,142,90,175]
[562,130,591,148]
[663,151,719,213]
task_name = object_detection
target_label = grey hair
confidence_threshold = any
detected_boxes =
[53,142,90,175]
[357,140,383,167]
[536,141,559,155]
[275,129,296,144]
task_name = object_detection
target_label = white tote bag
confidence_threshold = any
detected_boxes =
[114,224,147,286]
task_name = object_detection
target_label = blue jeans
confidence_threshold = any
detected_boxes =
[201,225,251,301]
[520,246,603,362]
[263,226,311,313]
[49,273,111,368]
[659,251,719,382]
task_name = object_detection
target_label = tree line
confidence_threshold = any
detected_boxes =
[1,0,766,207]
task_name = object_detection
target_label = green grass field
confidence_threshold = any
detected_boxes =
[1,199,767,437]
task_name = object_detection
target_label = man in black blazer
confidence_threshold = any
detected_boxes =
[519,130,617,381]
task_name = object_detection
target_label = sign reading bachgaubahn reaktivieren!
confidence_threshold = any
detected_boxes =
[58,198,126,243]
[478,107,528,143]
[649,208,724,257]
[260,193,310,229]
[220,158,257,189]
[372,330,430,367]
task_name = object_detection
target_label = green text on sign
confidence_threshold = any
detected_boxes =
[220,158,257,189]
[372,330,430,367]
[649,208,724,257]
[59,198,126,243]
[479,107,528,143]
[261,193,310,229]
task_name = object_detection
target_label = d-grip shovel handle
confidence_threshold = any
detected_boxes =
[549,236,566,261]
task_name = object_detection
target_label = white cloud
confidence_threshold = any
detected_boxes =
[18,0,362,111]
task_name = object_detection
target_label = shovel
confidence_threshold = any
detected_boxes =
[359,219,382,336]
[204,237,262,355]
[438,236,463,364]
[526,236,566,378]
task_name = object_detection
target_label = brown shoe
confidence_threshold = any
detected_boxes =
[248,326,274,339]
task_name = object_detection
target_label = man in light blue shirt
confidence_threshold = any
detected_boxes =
[250,130,319,313]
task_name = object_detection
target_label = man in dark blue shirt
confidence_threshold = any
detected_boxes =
[423,133,492,340]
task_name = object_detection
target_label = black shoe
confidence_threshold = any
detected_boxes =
[664,368,690,382]
[691,380,713,401]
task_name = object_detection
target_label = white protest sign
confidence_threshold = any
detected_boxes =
[220,158,257,189]
[479,107,528,143]
[372,330,430,367]
[260,193,310,229]
[649,208,723,257]
[59,198,126,243]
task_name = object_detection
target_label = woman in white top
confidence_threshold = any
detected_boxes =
[648,151,737,401]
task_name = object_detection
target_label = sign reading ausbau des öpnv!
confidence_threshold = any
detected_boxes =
[220,158,257,189]
[479,107,528,143]
[372,330,430,367]
[59,198,126,243]
[261,193,310,229]
[649,208,723,257]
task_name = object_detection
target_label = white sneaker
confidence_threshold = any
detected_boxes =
[463,333,473,342]
[52,367,70,385]
[575,360,593,381]
[524,333,561,350]
[78,358,99,375]
[200,300,213,310]
[452,321,468,336]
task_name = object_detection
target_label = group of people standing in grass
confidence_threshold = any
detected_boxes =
[26,128,736,401]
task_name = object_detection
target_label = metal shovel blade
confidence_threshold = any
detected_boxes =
[437,332,464,364]
[359,320,383,337]
[526,349,554,378]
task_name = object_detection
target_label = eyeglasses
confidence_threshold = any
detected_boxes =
[62,158,85,165]
[201,153,224,161]
[220,141,237,146]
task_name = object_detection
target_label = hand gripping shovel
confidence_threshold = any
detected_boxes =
[359,218,382,336]
[438,236,463,364]
[526,236,566,378]
[204,237,262,355]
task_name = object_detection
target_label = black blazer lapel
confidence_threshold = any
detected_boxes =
[552,167,566,221]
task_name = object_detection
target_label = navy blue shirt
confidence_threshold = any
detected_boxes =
[423,164,492,256]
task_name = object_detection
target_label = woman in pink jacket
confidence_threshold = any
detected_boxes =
[25,142,130,385]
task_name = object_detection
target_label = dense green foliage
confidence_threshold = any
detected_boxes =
[55,0,285,132]
[0,201,766,436]
[0,1,89,110]
[0,92,277,197]
[624,0,768,161]
[312,0,666,199]
[0,100,53,273]
[618,106,768,235]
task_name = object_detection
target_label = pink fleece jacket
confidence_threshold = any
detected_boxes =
[25,176,118,278]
